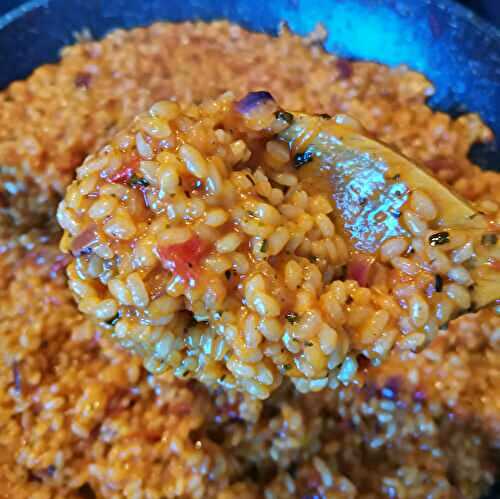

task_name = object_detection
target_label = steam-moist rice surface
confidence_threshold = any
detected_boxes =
[0,20,499,498]
[58,93,496,399]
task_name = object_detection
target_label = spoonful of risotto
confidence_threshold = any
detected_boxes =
[58,91,499,399]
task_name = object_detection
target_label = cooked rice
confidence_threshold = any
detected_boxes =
[0,20,499,498]
[57,91,497,399]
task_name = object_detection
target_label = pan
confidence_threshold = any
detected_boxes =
[0,0,499,497]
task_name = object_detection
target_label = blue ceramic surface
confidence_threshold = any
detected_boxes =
[0,0,498,496]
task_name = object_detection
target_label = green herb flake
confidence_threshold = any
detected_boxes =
[481,233,498,246]
[260,239,268,253]
[128,174,149,188]
[274,110,294,124]
[246,174,256,186]
[304,341,314,347]
[283,363,292,371]
[293,150,314,168]
[192,179,203,190]
[105,313,120,326]
[428,231,450,246]
[434,275,443,292]
[285,312,299,324]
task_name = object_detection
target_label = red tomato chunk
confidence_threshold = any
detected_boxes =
[158,236,210,283]
[109,157,140,183]
[347,253,375,287]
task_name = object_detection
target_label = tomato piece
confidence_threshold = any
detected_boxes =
[347,253,375,287]
[158,236,210,283]
[70,224,99,256]
[109,156,140,183]
[109,166,134,184]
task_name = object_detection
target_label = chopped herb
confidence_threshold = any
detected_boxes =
[225,269,232,280]
[468,212,484,220]
[308,255,318,263]
[304,341,314,347]
[392,173,401,180]
[429,231,450,246]
[246,174,256,186]
[318,113,332,120]
[220,374,226,382]
[260,239,268,253]
[274,110,294,124]
[182,370,190,377]
[481,233,497,246]
[105,313,120,326]
[128,174,149,188]
[434,275,443,292]
[79,246,93,256]
[283,363,292,371]
[285,312,299,324]
[247,210,256,218]
[293,150,314,168]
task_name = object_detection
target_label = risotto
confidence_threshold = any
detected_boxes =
[1,20,499,498]
[57,91,498,399]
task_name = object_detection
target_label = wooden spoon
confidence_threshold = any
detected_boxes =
[279,113,499,311]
